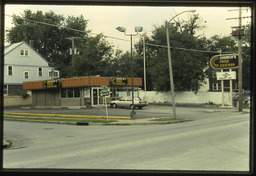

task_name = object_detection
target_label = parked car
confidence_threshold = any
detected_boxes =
[110,96,147,109]
[233,91,250,105]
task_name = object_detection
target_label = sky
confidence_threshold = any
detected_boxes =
[4,5,252,51]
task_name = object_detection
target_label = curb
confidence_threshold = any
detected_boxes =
[4,113,130,120]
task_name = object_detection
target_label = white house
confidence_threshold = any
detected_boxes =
[4,41,59,95]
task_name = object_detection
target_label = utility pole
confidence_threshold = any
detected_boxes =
[67,37,79,75]
[238,7,243,111]
[226,7,250,111]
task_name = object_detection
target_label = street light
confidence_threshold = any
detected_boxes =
[116,26,143,119]
[166,10,196,119]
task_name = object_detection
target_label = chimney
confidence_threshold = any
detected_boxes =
[29,40,34,48]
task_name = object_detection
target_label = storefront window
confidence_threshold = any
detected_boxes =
[74,89,80,97]
[67,89,74,98]
[61,88,80,98]
[61,89,66,98]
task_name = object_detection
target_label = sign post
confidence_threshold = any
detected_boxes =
[221,70,224,107]
[229,69,233,107]
[105,96,108,121]
[101,86,109,121]
[210,54,238,107]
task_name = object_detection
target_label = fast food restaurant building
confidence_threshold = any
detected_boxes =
[23,76,142,107]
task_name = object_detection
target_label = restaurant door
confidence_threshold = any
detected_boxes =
[91,87,103,105]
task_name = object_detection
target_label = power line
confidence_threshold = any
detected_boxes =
[5,14,234,54]
[145,43,235,54]
[5,14,129,42]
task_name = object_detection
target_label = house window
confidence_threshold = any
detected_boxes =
[20,49,29,56]
[38,67,43,77]
[7,66,13,76]
[212,83,221,91]
[54,71,59,77]
[49,70,59,78]
[24,71,29,79]
[61,88,80,98]
[4,85,8,95]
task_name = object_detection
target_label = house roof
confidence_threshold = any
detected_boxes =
[4,41,52,66]
[4,42,23,55]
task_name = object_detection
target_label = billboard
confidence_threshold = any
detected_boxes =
[210,54,239,69]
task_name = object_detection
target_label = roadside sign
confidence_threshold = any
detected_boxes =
[110,77,127,86]
[217,71,236,80]
[100,91,109,97]
[43,79,61,89]
[210,54,239,69]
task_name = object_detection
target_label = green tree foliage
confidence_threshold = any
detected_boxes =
[73,34,114,77]
[133,15,251,92]
[241,25,251,90]
[134,14,209,92]
[6,10,112,78]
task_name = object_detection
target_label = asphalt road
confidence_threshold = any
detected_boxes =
[3,105,244,120]
[3,107,250,171]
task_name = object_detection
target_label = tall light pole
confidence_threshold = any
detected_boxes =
[116,26,143,119]
[166,10,196,119]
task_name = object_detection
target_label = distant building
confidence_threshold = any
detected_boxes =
[23,76,142,107]
[4,41,59,95]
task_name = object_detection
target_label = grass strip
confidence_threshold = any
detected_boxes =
[4,116,117,124]
[4,113,130,120]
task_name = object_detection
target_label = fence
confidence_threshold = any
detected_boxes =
[140,90,233,105]
[4,96,32,107]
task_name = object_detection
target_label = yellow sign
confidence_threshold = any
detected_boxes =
[43,80,61,89]
[210,54,238,69]
[110,77,127,86]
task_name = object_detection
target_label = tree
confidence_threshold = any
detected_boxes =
[6,10,90,77]
[241,25,251,90]
[73,34,114,77]
[134,14,209,92]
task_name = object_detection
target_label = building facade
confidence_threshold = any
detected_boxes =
[23,76,142,107]
[4,41,59,95]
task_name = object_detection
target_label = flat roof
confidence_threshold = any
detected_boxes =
[23,76,142,90]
